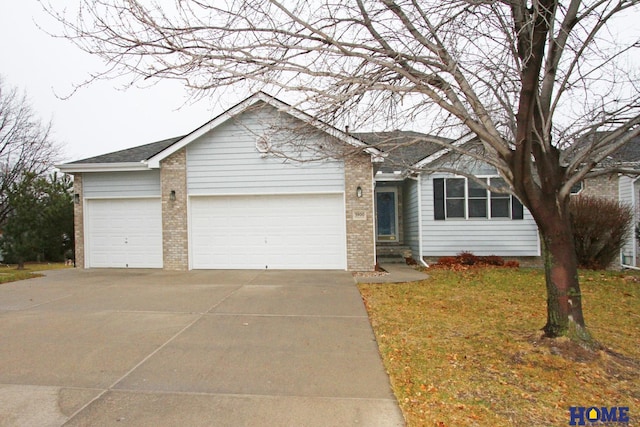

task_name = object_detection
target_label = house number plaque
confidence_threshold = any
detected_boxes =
[352,210,367,220]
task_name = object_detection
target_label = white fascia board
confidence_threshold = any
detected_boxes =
[413,132,477,169]
[56,162,149,173]
[145,92,383,168]
[374,171,406,181]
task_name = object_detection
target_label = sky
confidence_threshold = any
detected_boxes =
[0,1,221,164]
[1,2,638,166]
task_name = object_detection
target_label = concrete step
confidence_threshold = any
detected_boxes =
[377,255,406,264]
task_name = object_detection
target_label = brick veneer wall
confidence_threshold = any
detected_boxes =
[581,174,619,200]
[161,148,189,270]
[72,174,84,268]
[345,154,375,271]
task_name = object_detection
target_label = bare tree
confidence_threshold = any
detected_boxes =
[0,77,60,225]
[44,0,640,344]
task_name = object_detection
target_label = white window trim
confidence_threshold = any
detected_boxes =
[443,175,514,220]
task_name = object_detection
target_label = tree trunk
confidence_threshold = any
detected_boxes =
[535,201,594,347]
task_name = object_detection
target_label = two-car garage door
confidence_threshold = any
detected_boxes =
[190,194,347,270]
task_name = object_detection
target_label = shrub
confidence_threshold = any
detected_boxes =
[569,196,633,270]
[458,251,479,265]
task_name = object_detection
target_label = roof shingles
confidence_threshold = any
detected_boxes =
[68,136,184,164]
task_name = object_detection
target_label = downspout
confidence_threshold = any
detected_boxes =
[411,174,429,268]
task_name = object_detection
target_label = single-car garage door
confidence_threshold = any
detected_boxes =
[190,194,347,269]
[85,198,163,268]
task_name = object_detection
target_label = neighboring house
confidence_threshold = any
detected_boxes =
[565,135,640,267]
[58,92,541,271]
[587,136,640,267]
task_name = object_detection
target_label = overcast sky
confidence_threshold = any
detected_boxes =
[1,1,638,166]
[0,1,222,164]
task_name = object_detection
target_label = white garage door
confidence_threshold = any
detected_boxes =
[85,198,163,268]
[190,194,347,269]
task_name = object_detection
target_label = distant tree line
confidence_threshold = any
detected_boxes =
[0,77,71,268]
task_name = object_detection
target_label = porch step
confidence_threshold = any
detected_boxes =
[377,254,407,264]
[376,244,412,264]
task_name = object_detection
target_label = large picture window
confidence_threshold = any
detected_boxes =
[433,177,524,220]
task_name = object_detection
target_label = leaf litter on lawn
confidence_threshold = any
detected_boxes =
[359,267,640,427]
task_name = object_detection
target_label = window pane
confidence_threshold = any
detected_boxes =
[570,181,583,194]
[491,199,510,217]
[446,178,465,197]
[468,199,487,218]
[490,177,509,196]
[446,199,465,218]
[468,179,487,197]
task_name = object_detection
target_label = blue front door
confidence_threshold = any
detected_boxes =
[376,189,398,241]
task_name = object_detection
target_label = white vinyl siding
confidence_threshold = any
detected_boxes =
[189,194,347,270]
[186,106,345,195]
[403,179,420,258]
[85,198,163,268]
[421,174,540,256]
[619,175,636,266]
[83,171,161,198]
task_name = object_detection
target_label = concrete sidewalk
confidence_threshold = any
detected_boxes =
[0,269,404,427]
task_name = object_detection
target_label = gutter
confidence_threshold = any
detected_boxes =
[56,161,150,173]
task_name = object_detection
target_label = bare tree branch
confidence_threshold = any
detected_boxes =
[0,77,61,225]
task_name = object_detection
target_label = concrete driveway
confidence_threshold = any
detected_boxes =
[0,269,404,426]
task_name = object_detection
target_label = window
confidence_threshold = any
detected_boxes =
[433,177,524,220]
[445,178,465,218]
[570,181,583,195]
[468,179,488,218]
[490,178,510,218]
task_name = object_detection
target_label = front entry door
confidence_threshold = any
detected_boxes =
[376,188,398,241]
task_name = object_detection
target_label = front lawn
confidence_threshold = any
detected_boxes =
[359,267,640,427]
[0,262,70,284]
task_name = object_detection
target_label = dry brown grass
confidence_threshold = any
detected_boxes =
[0,262,70,284]
[359,267,639,426]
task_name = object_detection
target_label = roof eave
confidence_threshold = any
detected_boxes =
[56,162,150,173]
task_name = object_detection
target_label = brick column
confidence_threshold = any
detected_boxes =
[161,148,189,270]
[344,154,375,271]
[72,174,85,268]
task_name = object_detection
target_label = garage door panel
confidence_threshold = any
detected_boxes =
[86,199,163,268]
[190,194,346,270]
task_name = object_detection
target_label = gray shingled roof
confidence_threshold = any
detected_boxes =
[68,136,185,164]
[67,129,451,168]
[354,131,452,171]
[606,135,640,163]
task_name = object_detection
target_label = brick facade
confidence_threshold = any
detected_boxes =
[72,174,85,268]
[344,154,376,271]
[160,148,189,270]
[581,174,619,200]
